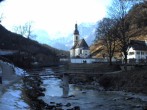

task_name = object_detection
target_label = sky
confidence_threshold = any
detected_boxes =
[0,0,111,40]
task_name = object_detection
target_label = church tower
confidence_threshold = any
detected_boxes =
[70,23,90,59]
[74,23,79,45]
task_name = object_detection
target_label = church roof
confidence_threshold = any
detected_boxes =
[128,40,147,51]
[71,39,89,49]
[77,39,89,49]
[71,43,77,49]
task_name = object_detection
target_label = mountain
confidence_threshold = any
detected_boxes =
[78,23,97,45]
[33,23,97,50]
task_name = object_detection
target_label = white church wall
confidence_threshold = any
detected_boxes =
[71,48,90,58]
[75,48,80,57]
[70,58,95,63]
[70,58,112,64]
[70,49,75,57]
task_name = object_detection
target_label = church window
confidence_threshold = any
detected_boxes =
[137,52,140,55]
[76,36,78,40]
[141,52,144,55]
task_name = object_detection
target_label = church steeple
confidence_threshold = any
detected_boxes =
[74,23,79,45]
[74,23,79,35]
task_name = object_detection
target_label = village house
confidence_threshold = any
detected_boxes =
[127,40,147,63]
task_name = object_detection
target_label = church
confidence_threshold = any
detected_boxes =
[70,23,90,59]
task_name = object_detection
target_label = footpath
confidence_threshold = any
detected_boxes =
[0,60,30,110]
[0,60,22,95]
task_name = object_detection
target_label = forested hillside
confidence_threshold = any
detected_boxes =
[127,2,147,38]
[0,24,60,68]
[91,1,147,60]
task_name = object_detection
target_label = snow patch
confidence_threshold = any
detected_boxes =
[0,60,28,76]
[0,83,30,110]
[9,90,21,98]
[16,101,29,108]
[14,67,27,76]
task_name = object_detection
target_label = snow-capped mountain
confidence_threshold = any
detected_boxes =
[33,23,97,50]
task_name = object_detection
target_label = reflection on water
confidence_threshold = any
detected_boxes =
[42,77,79,97]
[42,78,62,97]
[42,68,81,97]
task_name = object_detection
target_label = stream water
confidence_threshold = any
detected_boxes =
[36,67,147,110]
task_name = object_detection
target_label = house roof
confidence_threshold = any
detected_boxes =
[128,40,147,51]
[71,39,89,50]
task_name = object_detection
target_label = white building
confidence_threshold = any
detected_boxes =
[70,24,90,58]
[127,40,147,63]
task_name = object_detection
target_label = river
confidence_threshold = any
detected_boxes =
[33,67,147,110]
[0,66,146,110]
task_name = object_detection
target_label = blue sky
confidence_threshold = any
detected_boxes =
[0,0,111,39]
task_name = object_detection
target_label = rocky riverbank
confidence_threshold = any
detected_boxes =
[22,73,80,110]
[22,76,53,110]
[68,65,147,95]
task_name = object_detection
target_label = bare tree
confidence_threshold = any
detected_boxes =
[107,0,135,70]
[95,18,118,65]
[13,21,35,39]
